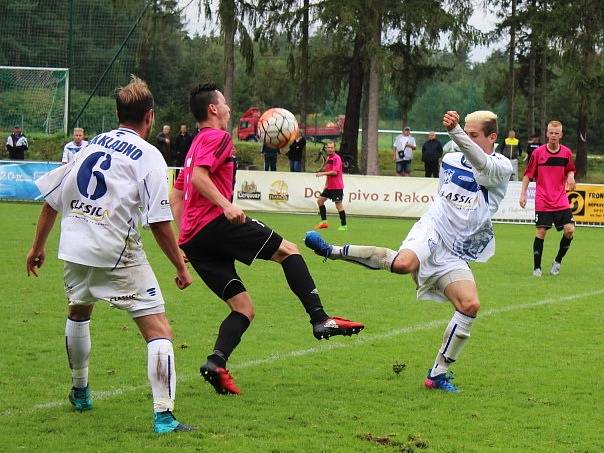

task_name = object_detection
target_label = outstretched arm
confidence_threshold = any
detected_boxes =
[26,202,58,276]
[442,111,488,170]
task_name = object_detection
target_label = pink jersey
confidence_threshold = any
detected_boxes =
[524,144,575,212]
[174,128,236,245]
[324,152,344,190]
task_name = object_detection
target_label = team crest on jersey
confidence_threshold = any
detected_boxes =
[442,168,455,184]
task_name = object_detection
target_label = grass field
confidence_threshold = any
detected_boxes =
[2,202,603,452]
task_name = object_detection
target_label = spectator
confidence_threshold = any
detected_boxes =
[61,128,89,164]
[421,131,443,178]
[261,143,279,171]
[287,131,305,172]
[173,124,192,168]
[156,125,172,165]
[500,130,522,180]
[525,133,542,163]
[6,125,28,160]
[393,126,416,176]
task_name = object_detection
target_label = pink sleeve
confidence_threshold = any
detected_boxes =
[565,148,576,174]
[173,168,184,190]
[192,131,233,173]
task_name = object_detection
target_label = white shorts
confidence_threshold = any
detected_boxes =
[63,262,165,318]
[400,217,474,302]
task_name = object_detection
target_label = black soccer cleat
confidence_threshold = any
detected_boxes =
[200,361,241,395]
[312,317,364,340]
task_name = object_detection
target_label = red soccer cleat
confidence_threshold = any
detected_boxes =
[312,316,364,340]
[200,361,241,395]
[315,221,329,230]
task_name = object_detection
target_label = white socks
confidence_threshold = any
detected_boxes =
[331,245,398,271]
[147,338,176,413]
[65,318,91,389]
[431,311,475,377]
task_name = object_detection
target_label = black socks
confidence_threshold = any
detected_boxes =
[281,254,329,324]
[208,311,251,368]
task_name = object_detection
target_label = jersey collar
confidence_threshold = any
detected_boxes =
[117,127,140,136]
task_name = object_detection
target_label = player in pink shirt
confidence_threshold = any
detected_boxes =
[170,84,364,395]
[315,141,348,231]
[520,120,576,277]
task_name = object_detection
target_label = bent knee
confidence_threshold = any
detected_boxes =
[391,251,419,274]
[459,299,480,317]
[272,240,299,262]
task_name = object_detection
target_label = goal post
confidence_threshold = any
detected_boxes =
[0,66,69,135]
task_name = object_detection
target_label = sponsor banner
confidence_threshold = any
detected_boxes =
[568,184,604,223]
[0,160,61,201]
[235,171,438,218]
[4,163,603,225]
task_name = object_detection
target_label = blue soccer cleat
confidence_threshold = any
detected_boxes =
[304,231,333,260]
[153,410,195,433]
[68,385,93,411]
[424,369,459,393]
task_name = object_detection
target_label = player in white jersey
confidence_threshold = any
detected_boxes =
[61,128,89,164]
[26,76,194,433]
[305,110,512,392]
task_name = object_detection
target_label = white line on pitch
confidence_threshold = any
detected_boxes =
[7,288,602,417]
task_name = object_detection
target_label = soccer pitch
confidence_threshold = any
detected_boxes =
[2,202,603,452]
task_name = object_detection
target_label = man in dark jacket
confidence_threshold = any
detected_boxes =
[6,125,29,160]
[173,124,192,168]
[421,131,443,178]
[287,132,305,172]
[156,125,172,165]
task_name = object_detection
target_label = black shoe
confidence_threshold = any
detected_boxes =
[200,361,241,395]
[312,317,364,340]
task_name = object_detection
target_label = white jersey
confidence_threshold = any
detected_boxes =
[62,140,89,164]
[393,134,416,161]
[423,126,512,262]
[35,127,173,269]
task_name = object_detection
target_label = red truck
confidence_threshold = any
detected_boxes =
[237,107,344,142]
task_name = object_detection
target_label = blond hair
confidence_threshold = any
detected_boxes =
[464,110,498,136]
[547,120,563,130]
[115,75,154,124]
[73,127,84,134]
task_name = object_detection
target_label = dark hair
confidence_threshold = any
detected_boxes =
[115,76,154,124]
[190,83,220,122]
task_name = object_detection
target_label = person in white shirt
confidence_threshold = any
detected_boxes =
[61,128,89,164]
[305,110,512,393]
[392,126,416,176]
[25,76,194,433]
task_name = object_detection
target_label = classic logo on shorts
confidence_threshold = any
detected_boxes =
[269,180,289,202]
[109,293,138,302]
[237,180,261,200]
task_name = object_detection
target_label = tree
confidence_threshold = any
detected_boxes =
[550,0,604,179]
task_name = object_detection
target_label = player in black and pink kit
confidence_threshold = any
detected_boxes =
[170,83,364,395]
[520,120,576,277]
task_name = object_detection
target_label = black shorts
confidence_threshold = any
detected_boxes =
[535,209,574,231]
[320,188,344,202]
[180,215,283,301]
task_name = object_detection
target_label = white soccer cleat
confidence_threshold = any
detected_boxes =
[550,261,561,276]
[532,268,542,277]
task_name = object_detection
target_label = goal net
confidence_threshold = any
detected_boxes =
[0,66,68,134]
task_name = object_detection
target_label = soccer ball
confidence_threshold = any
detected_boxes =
[257,108,299,149]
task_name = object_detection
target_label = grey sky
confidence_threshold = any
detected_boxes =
[181,0,502,63]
